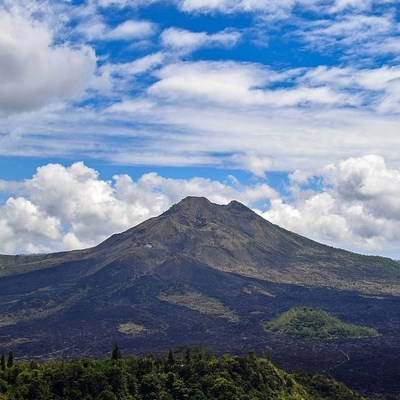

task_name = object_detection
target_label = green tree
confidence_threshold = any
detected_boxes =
[0,354,5,371]
[6,351,13,368]
[111,343,121,361]
[185,348,191,364]
[168,349,174,366]
[98,389,117,400]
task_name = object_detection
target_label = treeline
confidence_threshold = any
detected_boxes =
[0,346,365,400]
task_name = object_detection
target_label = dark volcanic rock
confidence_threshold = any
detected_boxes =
[0,197,399,399]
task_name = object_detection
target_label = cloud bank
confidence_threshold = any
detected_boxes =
[263,155,400,256]
[0,162,277,254]
[1,156,400,257]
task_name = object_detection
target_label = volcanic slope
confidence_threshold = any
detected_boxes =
[0,197,399,398]
[3,196,397,291]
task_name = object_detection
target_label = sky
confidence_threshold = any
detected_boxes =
[0,0,400,258]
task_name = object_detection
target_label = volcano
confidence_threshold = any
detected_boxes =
[0,197,399,398]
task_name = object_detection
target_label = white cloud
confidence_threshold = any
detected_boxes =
[77,18,156,41]
[161,27,240,54]
[173,0,398,63]
[262,155,400,255]
[106,98,156,114]
[91,52,164,94]
[178,0,294,14]
[97,0,161,8]
[0,197,61,254]
[301,65,400,113]
[149,61,268,105]
[0,6,96,114]
[299,12,400,60]
[1,59,400,175]
[109,20,155,40]
[149,61,349,107]
[330,0,372,12]
[323,155,400,218]
[233,153,273,178]
[174,0,400,64]
[2,157,400,257]
[0,162,278,254]
[177,0,397,16]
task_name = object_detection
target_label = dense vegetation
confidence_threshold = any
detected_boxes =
[0,347,365,400]
[263,307,379,339]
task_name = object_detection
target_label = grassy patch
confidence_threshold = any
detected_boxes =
[243,285,275,297]
[262,306,379,339]
[118,322,149,336]
[158,289,239,322]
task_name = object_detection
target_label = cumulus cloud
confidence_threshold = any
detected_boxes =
[161,27,240,54]
[0,197,61,254]
[0,162,278,254]
[262,155,400,256]
[0,6,96,114]
[2,157,400,257]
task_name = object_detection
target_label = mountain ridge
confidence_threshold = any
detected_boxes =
[95,196,400,295]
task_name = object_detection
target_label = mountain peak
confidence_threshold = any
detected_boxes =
[162,197,254,222]
[179,196,212,206]
[226,199,249,212]
[163,196,215,217]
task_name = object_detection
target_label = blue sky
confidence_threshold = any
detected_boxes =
[1,0,400,257]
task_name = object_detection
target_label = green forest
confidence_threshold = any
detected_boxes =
[0,347,365,400]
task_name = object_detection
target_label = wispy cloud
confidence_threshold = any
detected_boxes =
[97,0,161,8]
[299,13,400,60]
[77,18,157,41]
[90,52,165,95]
[1,58,400,173]
[161,27,241,54]
[149,61,347,107]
